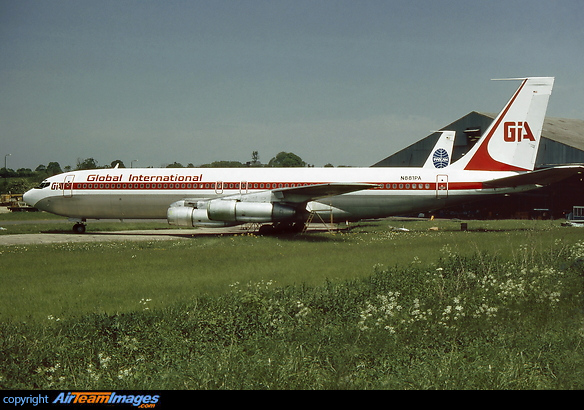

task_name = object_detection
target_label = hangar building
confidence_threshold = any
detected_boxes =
[372,112,584,219]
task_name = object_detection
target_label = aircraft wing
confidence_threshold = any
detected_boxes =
[483,165,584,188]
[271,182,379,203]
[180,182,377,208]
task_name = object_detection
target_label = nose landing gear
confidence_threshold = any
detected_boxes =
[72,223,86,234]
[69,218,87,234]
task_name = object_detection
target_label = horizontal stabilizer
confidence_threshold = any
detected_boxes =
[483,165,584,188]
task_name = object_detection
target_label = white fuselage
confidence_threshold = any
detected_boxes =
[24,166,527,222]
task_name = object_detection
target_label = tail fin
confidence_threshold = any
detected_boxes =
[423,130,456,168]
[450,77,554,172]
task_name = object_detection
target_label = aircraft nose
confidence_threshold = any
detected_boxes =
[23,189,37,207]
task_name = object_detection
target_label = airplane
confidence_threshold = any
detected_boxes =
[23,76,583,234]
[423,130,455,169]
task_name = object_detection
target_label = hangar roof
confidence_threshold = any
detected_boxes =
[372,112,584,168]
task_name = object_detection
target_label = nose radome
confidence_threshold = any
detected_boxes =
[23,189,36,207]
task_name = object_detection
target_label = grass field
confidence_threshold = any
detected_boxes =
[1,215,583,389]
[0,217,577,322]
[0,211,171,235]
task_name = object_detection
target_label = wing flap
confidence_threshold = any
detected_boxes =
[272,182,378,203]
[181,182,378,206]
[483,165,584,188]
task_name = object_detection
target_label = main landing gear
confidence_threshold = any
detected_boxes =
[257,222,305,235]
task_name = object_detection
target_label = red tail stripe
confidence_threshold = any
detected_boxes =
[464,79,529,172]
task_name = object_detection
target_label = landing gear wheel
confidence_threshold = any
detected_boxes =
[273,222,305,234]
[290,222,305,233]
[258,224,275,235]
[73,223,86,234]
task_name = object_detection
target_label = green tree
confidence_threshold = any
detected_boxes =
[46,162,63,175]
[76,158,99,170]
[250,151,261,167]
[200,160,244,168]
[0,168,16,178]
[110,160,126,168]
[4,178,36,194]
[267,152,306,167]
[166,162,184,168]
[35,164,47,173]
[16,168,34,177]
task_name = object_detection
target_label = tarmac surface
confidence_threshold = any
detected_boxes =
[0,224,272,246]
[0,207,341,245]
[0,229,233,246]
[0,222,337,246]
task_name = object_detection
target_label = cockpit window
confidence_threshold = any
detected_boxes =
[36,181,50,189]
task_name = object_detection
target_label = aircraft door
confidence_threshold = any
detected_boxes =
[215,181,223,194]
[436,174,448,199]
[63,175,75,198]
[240,181,248,194]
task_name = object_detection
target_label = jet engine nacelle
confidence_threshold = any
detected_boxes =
[167,199,296,227]
[167,200,237,227]
[207,199,296,223]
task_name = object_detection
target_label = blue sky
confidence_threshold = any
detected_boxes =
[1,0,583,169]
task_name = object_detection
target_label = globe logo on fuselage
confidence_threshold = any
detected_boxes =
[432,148,449,168]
